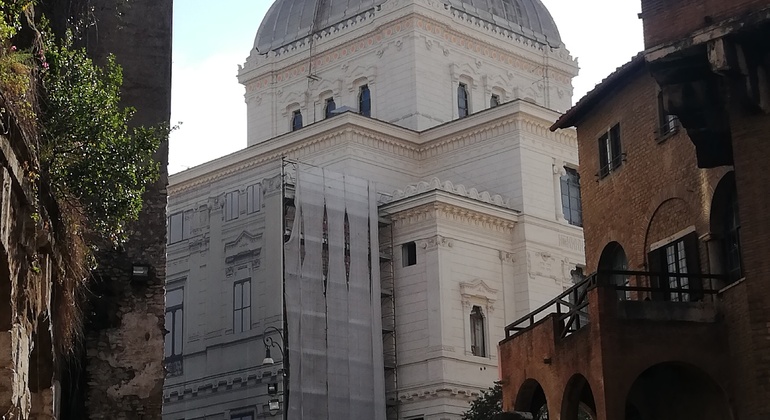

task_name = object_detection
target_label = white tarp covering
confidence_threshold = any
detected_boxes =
[284,164,385,420]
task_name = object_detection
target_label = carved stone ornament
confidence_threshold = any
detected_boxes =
[460,278,498,311]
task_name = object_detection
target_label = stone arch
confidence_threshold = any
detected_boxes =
[597,242,630,300]
[641,183,694,268]
[514,378,548,419]
[625,362,733,420]
[561,374,597,420]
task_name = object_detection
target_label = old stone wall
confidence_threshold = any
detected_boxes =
[640,0,770,48]
[77,0,172,418]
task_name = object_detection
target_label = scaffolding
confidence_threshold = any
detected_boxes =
[379,216,399,420]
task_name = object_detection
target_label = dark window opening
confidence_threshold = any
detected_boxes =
[657,92,678,139]
[231,413,254,420]
[470,306,486,357]
[598,124,622,178]
[233,279,251,334]
[324,97,336,119]
[359,85,371,117]
[291,110,303,131]
[402,242,417,267]
[458,83,470,118]
[560,167,582,226]
[490,94,500,108]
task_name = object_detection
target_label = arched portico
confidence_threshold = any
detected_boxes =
[625,362,733,420]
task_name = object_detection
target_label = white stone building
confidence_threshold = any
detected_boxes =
[162,0,584,419]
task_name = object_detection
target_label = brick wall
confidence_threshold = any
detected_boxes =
[640,0,769,47]
[574,65,727,273]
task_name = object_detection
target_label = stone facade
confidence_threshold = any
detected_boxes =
[165,1,584,419]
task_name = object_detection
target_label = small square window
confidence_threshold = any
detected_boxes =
[402,242,417,267]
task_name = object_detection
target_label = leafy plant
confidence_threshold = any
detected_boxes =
[462,383,503,420]
[40,31,167,244]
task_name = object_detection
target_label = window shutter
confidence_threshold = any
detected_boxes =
[683,231,704,300]
[610,124,622,169]
[598,134,609,177]
[647,248,665,301]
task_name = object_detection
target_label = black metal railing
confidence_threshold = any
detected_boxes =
[504,270,728,339]
[504,273,595,339]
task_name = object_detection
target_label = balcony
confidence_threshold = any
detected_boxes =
[498,271,731,420]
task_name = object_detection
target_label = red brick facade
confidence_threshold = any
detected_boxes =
[641,0,769,47]
[499,4,770,419]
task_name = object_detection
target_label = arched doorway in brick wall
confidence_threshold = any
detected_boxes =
[598,242,630,300]
[514,379,549,419]
[709,171,742,286]
[624,362,733,420]
[561,374,597,420]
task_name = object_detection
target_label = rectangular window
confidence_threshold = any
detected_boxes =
[458,83,470,118]
[560,167,583,226]
[165,288,184,376]
[233,279,251,334]
[231,413,254,420]
[325,97,336,119]
[359,85,371,117]
[225,191,240,221]
[648,232,701,302]
[168,212,184,243]
[291,110,303,131]
[402,242,417,267]
[657,92,678,139]
[247,184,261,214]
[470,306,486,357]
[598,123,622,178]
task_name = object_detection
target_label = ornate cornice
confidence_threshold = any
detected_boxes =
[163,366,282,403]
[388,201,516,234]
[243,10,576,92]
[170,106,573,195]
[387,177,515,209]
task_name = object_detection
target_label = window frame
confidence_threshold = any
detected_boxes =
[458,82,470,118]
[291,109,303,131]
[246,183,261,214]
[359,84,371,117]
[225,191,240,221]
[165,287,184,376]
[598,123,623,178]
[324,97,336,119]
[230,412,255,420]
[233,279,251,334]
[560,166,583,227]
[168,211,185,244]
[470,305,486,357]
[657,91,679,141]
[490,94,501,108]
[402,242,417,267]
[648,231,702,302]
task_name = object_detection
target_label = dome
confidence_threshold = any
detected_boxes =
[254,0,563,53]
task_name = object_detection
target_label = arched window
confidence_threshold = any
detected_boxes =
[598,242,630,300]
[470,305,486,357]
[291,110,303,131]
[359,85,371,117]
[324,97,336,119]
[711,173,742,284]
[458,83,470,118]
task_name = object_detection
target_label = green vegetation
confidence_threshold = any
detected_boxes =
[462,383,503,420]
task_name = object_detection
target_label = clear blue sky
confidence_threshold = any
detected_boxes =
[169,0,643,174]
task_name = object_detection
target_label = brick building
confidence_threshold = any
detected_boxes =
[497,1,770,419]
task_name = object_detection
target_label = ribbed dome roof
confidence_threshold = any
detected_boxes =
[254,0,563,53]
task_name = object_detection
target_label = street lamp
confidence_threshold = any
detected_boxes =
[262,326,287,417]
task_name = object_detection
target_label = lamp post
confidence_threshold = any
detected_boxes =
[262,326,287,418]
